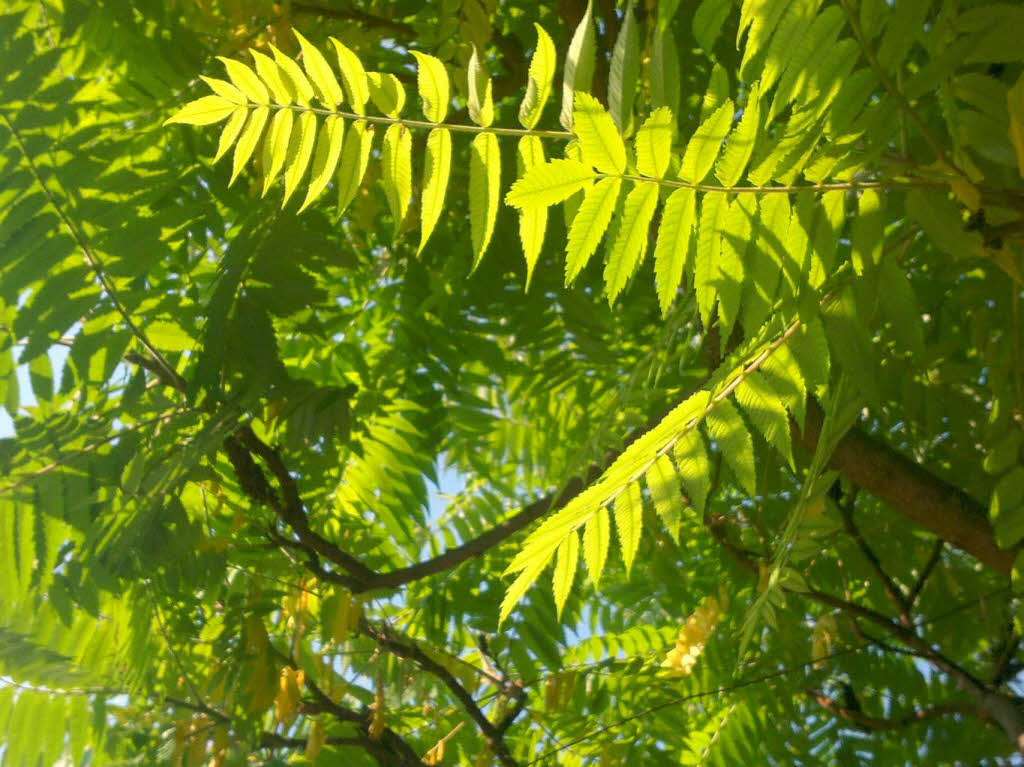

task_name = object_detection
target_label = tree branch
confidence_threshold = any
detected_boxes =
[836,492,911,624]
[291,2,415,35]
[360,617,521,767]
[907,539,944,610]
[793,400,1017,576]
[807,689,978,732]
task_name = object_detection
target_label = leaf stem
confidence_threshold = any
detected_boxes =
[263,102,574,139]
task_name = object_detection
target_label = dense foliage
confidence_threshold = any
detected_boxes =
[2,0,1024,764]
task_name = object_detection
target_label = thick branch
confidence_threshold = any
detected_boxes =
[793,400,1016,576]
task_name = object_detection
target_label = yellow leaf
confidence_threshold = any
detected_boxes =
[300,115,345,212]
[420,128,452,254]
[410,50,450,122]
[230,105,269,185]
[470,132,500,268]
[217,56,270,104]
[164,96,237,126]
[282,110,318,206]
[306,718,326,760]
[213,107,248,163]
[275,667,305,725]
[261,107,294,195]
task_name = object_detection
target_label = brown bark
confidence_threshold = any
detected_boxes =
[793,400,1017,576]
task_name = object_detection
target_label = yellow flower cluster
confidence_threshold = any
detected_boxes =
[662,593,726,675]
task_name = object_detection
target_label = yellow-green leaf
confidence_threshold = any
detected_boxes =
[261,107,294,195]
[613,482,643,575]
[200,76,246,104]
[300,115,345,212]
[573,91,627,174]
[419,128,451,254]
[505,158,595,209]
[165,96,237,126]
[635,106,675,179]
[330,37,369,114]
[604,181,659,303]
[653,187,696,315]
[251,49,294,105]
[283,110,318,206]
[337,121,374,214]
[517,136,547,288]
[470,132,500,268]
[467,45,494,127]
[519,24,557,129]
[565,177,621,285]
[218,56,270,104]
[646,455,683,544]
[410,50,449,123]
[694,190,728,327]
[735,371,794,469]
[214,107,248,163]
[500,557,547,625]
[294,29,344,107]
[231,105,269,184]
[705,399,756,496]
[651,30,680,115]
[552,530,579,617]
[560,0,596,130]
[367,71,405,117]
[716,83,761,187]
[582,506,610,586]
[608,1,640,132]
[271,43,315,105]
[382,123,412,235]
[673,429,710,514]
[679,99,734,183]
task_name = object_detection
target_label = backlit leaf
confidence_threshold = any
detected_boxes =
[261,107,294,195]
[654,187,696,315]
[164,96,237,126]
[295,29,344,107]
[583,506,610,586]
[299,115,345,212]
[573,91,627,174]
[337,120,374,214]
[680,99,734,183]
[635,106,675,179]
[519,24,557,129]
[382,123,412,235]
[470,132,500,268]
[410,50,450,123]
[565,177,622,285]
[603,181,659,303]
[231,105,269,184]
[552,530,579,617]
[505,158,595,209]
[330,37,369,113]
[516,136,547,288]
[419,128,451,254]
[613,482,643,574]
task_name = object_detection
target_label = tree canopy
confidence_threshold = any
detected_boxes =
[2,0,1024,764]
